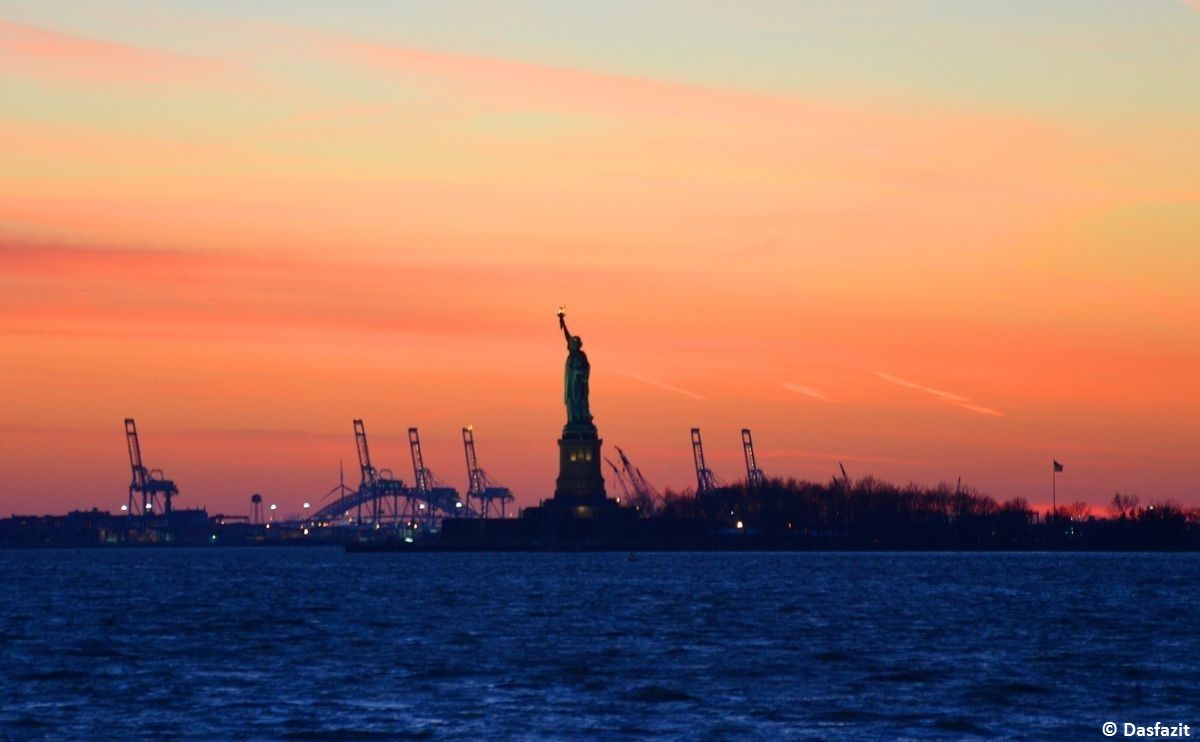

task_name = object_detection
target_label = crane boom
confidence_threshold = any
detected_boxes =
[691,428,720,494]
[741,428,765,488]
[462,426,483,498]
[409,427,431,495]
[605,457,633,501]
[614,445,658,497]
[353,419,378,489]
[634,467,658,498]
[613,447,643,497]
[614,446,659,513]
[125,418,147,491]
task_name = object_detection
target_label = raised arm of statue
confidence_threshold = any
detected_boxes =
[558,309,571,344]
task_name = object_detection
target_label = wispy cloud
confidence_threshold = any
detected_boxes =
[1182,0,1200,13]
[622,372,705,401]
[875,371,969,401]
[0,20,221,84]
[0,238,630,343]
[875,371,1005,417]
[782,383,837,403]
[950,401,1006,418]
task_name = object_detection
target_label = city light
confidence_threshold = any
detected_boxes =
[269,504,277,511]
[120,504,128,512]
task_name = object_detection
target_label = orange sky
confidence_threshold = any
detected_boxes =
[1,4,1198,516]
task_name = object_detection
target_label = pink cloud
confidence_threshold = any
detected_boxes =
[308,25,1068,151]
[0,238,632,343]
[0,20,221,83]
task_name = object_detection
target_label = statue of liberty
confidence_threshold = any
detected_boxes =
[557,307,592,427]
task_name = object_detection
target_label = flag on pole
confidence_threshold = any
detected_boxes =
[1053,460,1064,472]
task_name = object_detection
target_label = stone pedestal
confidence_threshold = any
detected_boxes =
[553,423,607,505]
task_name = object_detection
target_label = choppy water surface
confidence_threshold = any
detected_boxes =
[0,550,1195,740]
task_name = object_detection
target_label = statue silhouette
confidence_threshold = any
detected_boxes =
[559,310,593,427]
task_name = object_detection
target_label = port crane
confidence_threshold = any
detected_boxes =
[614,446,658,513]
[690,428,724,495]
[741,428,766,488]
[409,427,470,524]
[124,418,178,516]
[355,419,411,525]
[310,420,408,527]
[462,426,513,518]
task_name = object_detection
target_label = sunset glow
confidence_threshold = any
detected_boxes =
[2,1,1197,515]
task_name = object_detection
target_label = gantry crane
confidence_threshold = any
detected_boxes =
[741,428,766,488]
[690,427,724,495]
[356,419,410,526]
[462,426,514,518]
[355,419,378,511]
[311,420,408,526]
[409,427,468,524]
[125,418,178,516]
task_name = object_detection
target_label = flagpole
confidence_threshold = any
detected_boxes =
[1051,464,1056,549]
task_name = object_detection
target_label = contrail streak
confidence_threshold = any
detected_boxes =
[782,383,837,403]
[622,372,706,401]
[875,372,969,402]
[876,371,1005,417]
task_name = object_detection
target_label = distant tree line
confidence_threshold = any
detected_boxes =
[646,477,1200,550]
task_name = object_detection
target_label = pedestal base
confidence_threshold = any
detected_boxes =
[553,424,607,505]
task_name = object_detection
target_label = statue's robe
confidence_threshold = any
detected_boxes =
[565,347,592,426]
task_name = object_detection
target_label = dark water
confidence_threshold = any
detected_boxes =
[0,550,1195,740]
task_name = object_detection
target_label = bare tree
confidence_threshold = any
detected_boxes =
[1000,497,1030,513]
[1065,501,1092,521]
[1109,493,1140,520]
